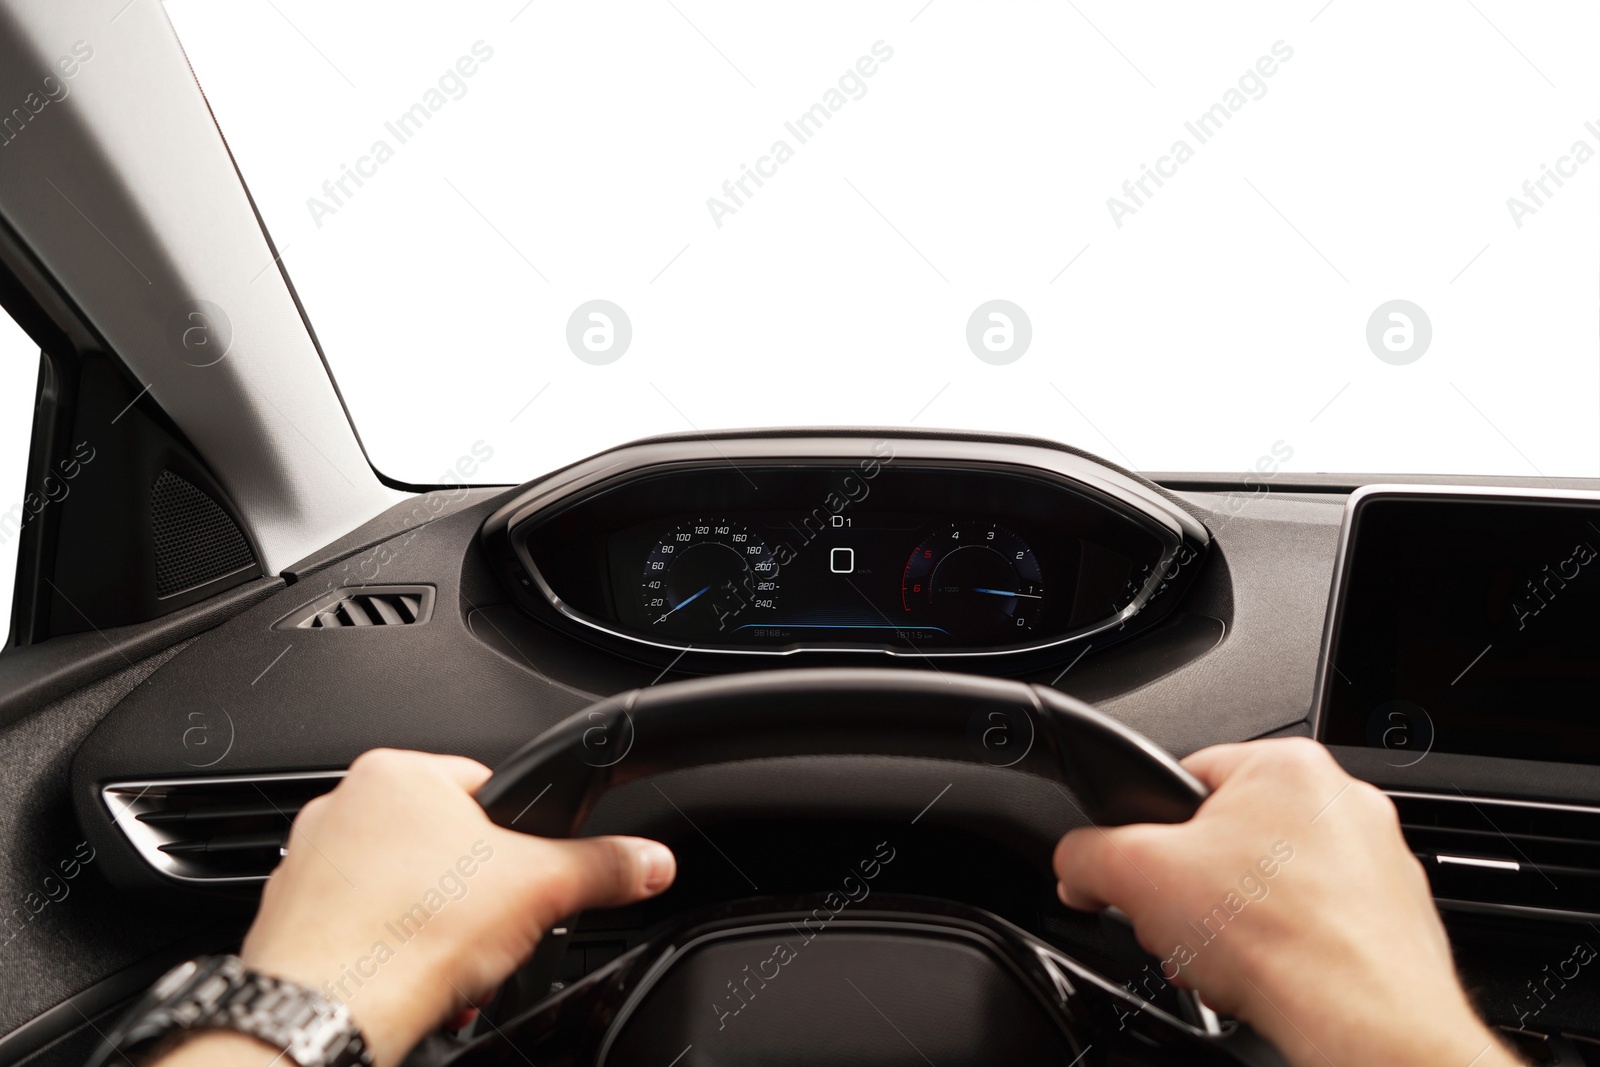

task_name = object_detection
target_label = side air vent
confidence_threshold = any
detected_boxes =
[275,585,436,630]
[1392,791,1600,919]
[151,469,257,598]
[104,773,343,883]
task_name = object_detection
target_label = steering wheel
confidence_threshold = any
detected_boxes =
[445,669,1286,1066]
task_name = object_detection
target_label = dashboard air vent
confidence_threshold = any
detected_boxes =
[276,585,436,630]
[104,773,343,883]
[1391,792,1600,919]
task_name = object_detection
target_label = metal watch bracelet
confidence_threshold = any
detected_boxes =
[85,954,374,1067]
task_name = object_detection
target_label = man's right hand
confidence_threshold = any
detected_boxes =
[1053,737,1518,1067]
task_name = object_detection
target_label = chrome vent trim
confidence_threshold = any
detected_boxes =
[103,772,344,884]
[1387,790,1600,922]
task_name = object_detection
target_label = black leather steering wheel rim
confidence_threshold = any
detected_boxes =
[451,670,1296,1066]
[475,667,1207,836]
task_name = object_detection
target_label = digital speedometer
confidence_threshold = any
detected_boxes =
[901,523,1045,642]
[510,456,1195,656]
[640,520,780,637]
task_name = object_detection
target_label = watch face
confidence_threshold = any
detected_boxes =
[152,959,199,998]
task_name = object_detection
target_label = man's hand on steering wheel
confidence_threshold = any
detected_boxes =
[1054,737,1519,1067]
[153,748,677,1067]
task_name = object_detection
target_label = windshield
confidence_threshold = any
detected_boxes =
[163,2,1600,484]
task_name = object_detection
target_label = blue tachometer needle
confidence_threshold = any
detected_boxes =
[972,587,1043,599]
[654,584,712,624]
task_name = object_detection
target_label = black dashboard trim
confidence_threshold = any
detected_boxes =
[482,436,1209,662]
[0,927,232,1063]
[0,575,284,732]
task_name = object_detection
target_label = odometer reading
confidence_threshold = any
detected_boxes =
[641,520,780,636]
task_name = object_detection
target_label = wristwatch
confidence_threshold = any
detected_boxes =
[85,955,374,1067]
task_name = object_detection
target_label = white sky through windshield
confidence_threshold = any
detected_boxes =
[164,1,1600,484]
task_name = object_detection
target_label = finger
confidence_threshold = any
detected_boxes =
[345,748,491,794]
[1180,742,1258,790]
[530,835,677,921]
[293,792,332,830]
[1052,824,1166,915]
[424,753,494,792]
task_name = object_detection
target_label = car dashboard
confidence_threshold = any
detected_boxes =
[15,429,1600,1062]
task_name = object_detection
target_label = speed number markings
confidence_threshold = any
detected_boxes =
[641,520,780,634]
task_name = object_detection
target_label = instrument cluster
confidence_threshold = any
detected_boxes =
[624,514,1049,648]
[486,438,1210,663]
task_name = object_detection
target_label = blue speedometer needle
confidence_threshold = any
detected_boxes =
[654,584,712,624]
[972,587,1043,599]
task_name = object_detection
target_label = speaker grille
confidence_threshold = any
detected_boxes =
[151,469,255,598]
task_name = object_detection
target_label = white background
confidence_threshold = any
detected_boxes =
[152,2,1600,484]
[0,316,37,642]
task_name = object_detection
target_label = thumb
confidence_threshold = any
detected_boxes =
[524,835,677,922]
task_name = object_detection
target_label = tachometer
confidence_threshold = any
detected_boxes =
[641,520,780,637]
[901,522,1044,642]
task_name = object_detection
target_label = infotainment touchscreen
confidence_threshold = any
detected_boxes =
[1319,490,1600,766]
